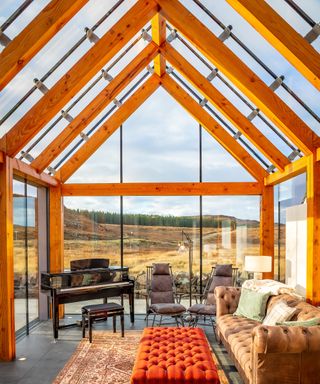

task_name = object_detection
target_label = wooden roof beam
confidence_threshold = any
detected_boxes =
[157,0,320,154]
[12,158,58,187]
[31,43,158,173]
[226,0,320,91]
[62,182,263,196]
[151,13,166,76]
[0,0,158,157]
[0,0,88,91]
[160,74,267,182]
[264,156,307,186]
[161,42,290,172]
[57,75,160,183]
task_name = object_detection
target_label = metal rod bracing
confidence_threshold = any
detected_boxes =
[168,24,299,153]
[0,0,125,127]
[52,71,150,171]
[0,0,33,32]
[171,71,270,169]
[283,0,316,27]
[191,0,320,124]
[18,29,149,160]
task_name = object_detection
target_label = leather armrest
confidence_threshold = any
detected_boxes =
[252,324,320,354]
[214,286,241,318]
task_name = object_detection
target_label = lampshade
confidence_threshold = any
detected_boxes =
[244,255,272,273]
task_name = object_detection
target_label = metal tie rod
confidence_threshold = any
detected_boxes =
[0,0,33,32]
[0,0,125,126]
[169,27,299,152]
[190,0,320,124]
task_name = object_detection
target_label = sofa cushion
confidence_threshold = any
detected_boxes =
[277,317,320,327]
[263,300,297,326]
[234,288,271,322]
[294,301,320,321]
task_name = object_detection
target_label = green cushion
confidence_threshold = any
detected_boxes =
[277,317,320,327]
[234,288,271,322]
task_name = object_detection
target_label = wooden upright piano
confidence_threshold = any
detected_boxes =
[41,266,134,339]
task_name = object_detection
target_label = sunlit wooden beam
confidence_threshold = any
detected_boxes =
[31,43,158,173]
[12,158,58,187]
[160,74,267,182]
[62,182,263,196]
[162,43,289,172]
[306,154,320,305]
[157,0,320,154]
[0,0,88,90]
[0,156,15,361]
[151,13,166,76]
[226,0,320,90]
[0,0,157,157]
[260,186,274,279]
[57,75,160,182]
[264,156,307,186]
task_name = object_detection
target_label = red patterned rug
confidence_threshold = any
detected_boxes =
[53,331,229,384]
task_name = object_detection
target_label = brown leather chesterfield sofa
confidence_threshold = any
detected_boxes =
[214,286,320,384]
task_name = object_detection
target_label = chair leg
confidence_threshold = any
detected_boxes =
[121,312,124,337]
[82,313,86,338]
[180,315,184,327]
[159,315,163,326]
[152,314,156,327]
[175,316,179,327]
[113,314,116,333]
[89,317,93,343]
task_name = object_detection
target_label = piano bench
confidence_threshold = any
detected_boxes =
[81,302,124,343]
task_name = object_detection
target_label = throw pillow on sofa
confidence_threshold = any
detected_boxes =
[277,317,320,327]
[263,300,297,325]
[234,288,271,322]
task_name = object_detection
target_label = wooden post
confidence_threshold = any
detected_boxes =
[49,183,64,317]
[260,185,274,279]
[0,156,15,361]
[306,154,320,305]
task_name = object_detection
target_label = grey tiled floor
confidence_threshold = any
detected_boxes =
[0,315,240,384]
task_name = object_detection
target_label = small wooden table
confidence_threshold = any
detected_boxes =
[81,302,124,343]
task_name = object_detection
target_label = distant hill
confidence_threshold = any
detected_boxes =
[63,207,260,240]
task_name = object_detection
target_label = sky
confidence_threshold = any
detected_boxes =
[0,0,319,220]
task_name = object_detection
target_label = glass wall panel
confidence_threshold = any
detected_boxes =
[202,196,261,285]
[63,196,121,313]
[275,173,306,284]
[123,196,200,313]
[13,179,41,334]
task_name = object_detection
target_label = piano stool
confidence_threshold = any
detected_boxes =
[131,327,220,384]
[81,302,124,343]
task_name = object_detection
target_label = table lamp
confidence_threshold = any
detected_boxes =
[244,255,272,280]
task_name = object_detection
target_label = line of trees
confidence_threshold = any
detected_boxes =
[67,208,259,228]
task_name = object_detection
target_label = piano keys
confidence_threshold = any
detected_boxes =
[41,266,134,339]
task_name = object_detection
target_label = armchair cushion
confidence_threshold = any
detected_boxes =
[188,303,216,316]
[152,263,170,275]
[234,288,271,322]
[150,303,186,314]
[214,264,232,277]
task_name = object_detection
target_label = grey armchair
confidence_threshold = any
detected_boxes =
[188,264,234,329]
[146,263,186,326]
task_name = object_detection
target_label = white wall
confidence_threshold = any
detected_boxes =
[285,204,307,296]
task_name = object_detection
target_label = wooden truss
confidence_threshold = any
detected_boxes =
[1,0,320,360]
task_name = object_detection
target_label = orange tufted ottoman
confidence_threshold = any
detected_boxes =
[131,327,220,384]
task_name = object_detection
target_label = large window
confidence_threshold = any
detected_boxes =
[13,179,47,335]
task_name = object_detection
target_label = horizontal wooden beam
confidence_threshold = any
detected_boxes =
[226,0,320,90]
[162,43,289,171]
[0,0,88,91]
[62,182,263,196]
[264,156,307,186]
[0,0,157,157]
[57,75,160,182]
[157,0,320,154]
[160,74,267,182]
[31,43,158,173]
[12,159,58,187]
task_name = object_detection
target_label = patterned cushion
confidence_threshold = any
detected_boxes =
[263,300,297,325]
